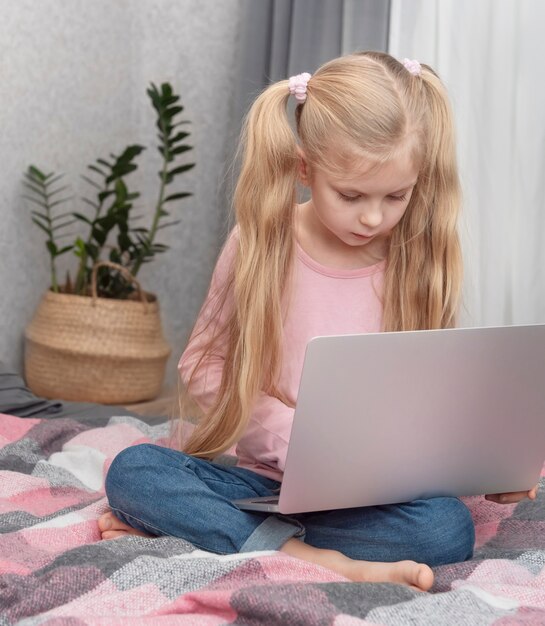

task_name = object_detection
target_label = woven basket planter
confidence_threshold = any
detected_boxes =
[24,264,171,404]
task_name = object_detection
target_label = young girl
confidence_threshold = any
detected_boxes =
[99,51,536,591]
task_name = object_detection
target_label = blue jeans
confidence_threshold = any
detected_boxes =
[105,443,475,566]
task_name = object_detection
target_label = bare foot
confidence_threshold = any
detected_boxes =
[280,538,434,591]
[98,511,153,540]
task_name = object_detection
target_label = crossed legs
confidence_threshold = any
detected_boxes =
[100,444,475,591]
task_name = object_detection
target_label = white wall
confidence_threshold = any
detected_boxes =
[0,0,245,385]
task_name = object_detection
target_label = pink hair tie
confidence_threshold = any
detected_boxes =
[288,72,312,103]
[402,58,422,76]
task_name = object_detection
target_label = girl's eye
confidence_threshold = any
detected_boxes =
[338,192,360,202]
[338,192,410,203]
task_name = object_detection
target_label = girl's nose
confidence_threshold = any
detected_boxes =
[359,205,383,228]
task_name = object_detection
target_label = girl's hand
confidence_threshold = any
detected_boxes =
[485,484,539,504]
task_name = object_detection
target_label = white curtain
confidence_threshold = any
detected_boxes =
[389,0,545,327]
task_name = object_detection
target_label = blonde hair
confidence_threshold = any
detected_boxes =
[181,51,462,458]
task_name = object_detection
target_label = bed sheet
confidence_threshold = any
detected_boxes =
[1,411,545,625]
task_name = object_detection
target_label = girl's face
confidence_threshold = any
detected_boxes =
[299,149,418,262]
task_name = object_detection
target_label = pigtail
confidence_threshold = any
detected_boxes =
[383,63,463,331]
[182,82,298,459]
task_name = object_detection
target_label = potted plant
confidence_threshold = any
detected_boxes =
[23,83,195,404]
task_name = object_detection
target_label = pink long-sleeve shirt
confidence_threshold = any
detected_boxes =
[178,228,385,481]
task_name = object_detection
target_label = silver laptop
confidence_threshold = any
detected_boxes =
[233,324,545,514]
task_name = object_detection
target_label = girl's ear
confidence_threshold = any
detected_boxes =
[297,147,311,186]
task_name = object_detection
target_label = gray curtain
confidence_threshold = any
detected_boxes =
[222,0,391,212]
[232,0,391,135]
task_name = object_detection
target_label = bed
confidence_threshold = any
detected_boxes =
[1,364,545,624]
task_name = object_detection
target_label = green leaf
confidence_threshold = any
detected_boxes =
[23,182,47,197]
[109,249,122,264]
[31,217,50,235]
[156,119,170,134]
[98,190,115,203]
[96,212,117,231]
[30,208,48,218]
[160,82,173,98]
[168,131,190,144]
[170,145,192,156]
[85,242,99,260]
[164,105,184,119]
[173,164,195,174]
[56,231,75,241]
[162,95,179,107]
[53,219,76,230]
[81,175,103,190]
[49,198,73,209]
[163,192,192,202]
[160,120,191,136]
[28,165,48,181]
[73,238,86,259]
[51,211,75,221]
[48,185,71,198]
[43,173,65,188]
[147,83,161,106]
[88,164,107,177]
[46,240,58,256]
[164,163,195,182]
[106,163,139,185]
[81,197,99,210]
[24,196,47,209]
[30,211,49,225]
[117,232,132,251]
[114,178,128,199]
[23,196,47,211]
[91,227,107,246]
[135,231,151,244]
[157,219,181,230]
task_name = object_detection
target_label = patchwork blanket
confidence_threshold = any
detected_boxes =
[1,411,545,625]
